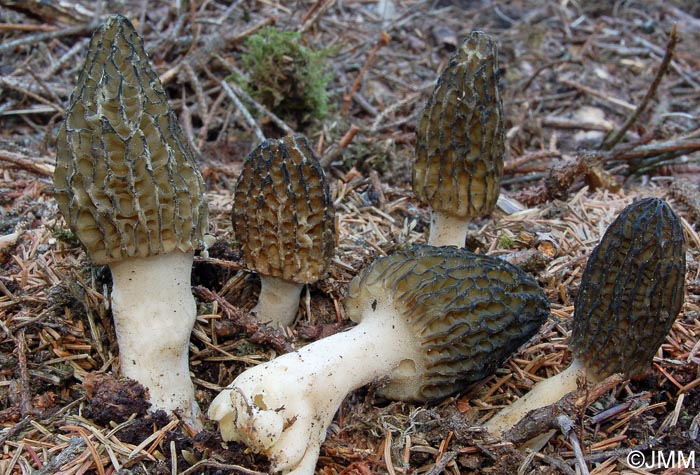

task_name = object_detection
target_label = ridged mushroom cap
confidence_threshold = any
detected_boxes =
[344,244,549,402]
[413,31,505,219]
[232,135,335,284]
[571,197,686,380]
[54,14,208,265]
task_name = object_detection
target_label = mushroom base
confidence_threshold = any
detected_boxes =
[484,358,598,437]
[208,296,418,474]
[427,209,469,247]
[109,251,200,428]
[253,276,304,328]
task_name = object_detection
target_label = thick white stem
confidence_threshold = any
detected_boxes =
[109,251,200,426]
[253,276,304,328]
[484,358,591,437]
[427,209,469,247]
[209,297,418,474]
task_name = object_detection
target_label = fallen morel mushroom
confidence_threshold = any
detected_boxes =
[232,135,335,328]
[485,197,686,437]
[54,15,208,424]
[209,244,549,474]
[413,31,505,246]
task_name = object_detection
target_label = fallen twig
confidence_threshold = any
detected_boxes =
[424,450,457,475]
[159,17,276,85]
[343,32,391,115]
[179,459,268,475]
[559,78,635,112]
[193,286,294,354]
[299,0,336,34]
[555,415,589,475]
[504,374,626,444]
[0,22,97,54]
[35,437,85,475]
[0,77,66,114]
[610,138,700,162]
[220,80,266,144]
[602,25,678,150]
[16,330,33,417]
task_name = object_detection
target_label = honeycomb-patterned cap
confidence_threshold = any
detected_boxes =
[571,198,686,379]
[54,15,208,265]
[413,31,505,219]
[344,244,549,402]
[232,136,335,284]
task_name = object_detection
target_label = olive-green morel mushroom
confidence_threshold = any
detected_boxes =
[232,136,335,328]
[486,197,686,437]
[208,244,549,474]
[413,31,505,246]
[54,15,208,423]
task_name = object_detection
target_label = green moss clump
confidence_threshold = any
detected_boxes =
[237,27,332,127]
[498,233,515,249]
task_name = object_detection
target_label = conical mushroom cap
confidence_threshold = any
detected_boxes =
[571,197,686,380]
[344,244,549,402]
[232,135,336,284]
[54,14,208,265]
[413,31,505,219]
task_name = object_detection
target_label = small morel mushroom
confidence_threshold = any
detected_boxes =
[209,244,549,474]
[54,15,208,424]
[413,31,505,246]
[485,197,686,437]
[232,135,335,328]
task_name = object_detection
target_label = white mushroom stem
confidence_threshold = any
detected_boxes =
[428,209,469,247]
[208,296,418,475]
[253,276,304,328]
[109,251,200,427]
[484,358,600,437]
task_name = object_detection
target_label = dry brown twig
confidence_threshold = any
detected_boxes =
[554,415,589,475]
[601,24,679,150]
[342,32,391,115]
[0,77,66,114]
[193,286,294,354]
[0,150,54,176]
[179,459,268,475]
[299,0,337,34]
[503,374,626,444]
[159,17,276,86]
[0,21,97,54]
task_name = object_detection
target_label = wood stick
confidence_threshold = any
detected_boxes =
[342,32,391,115]
[0,150,54,176]
[602,25,678,150]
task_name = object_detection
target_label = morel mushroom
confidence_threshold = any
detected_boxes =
[54,15,208,423]
[485,197,686,437]
[232,136,335,328]
[413,31,505,246]
[209,244,549,474]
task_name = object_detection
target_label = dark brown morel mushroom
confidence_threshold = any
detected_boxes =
[209,244,549,474]
[54,14,208,426]
[413,31,505,246]
[232,135,336,328]
[486,197,686,436]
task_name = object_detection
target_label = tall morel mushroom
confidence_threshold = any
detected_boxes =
[485,197,686,437]
[413,31,505,246]
[54,15,208,423]
[209,244,549,474]
[232,135,335,328]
